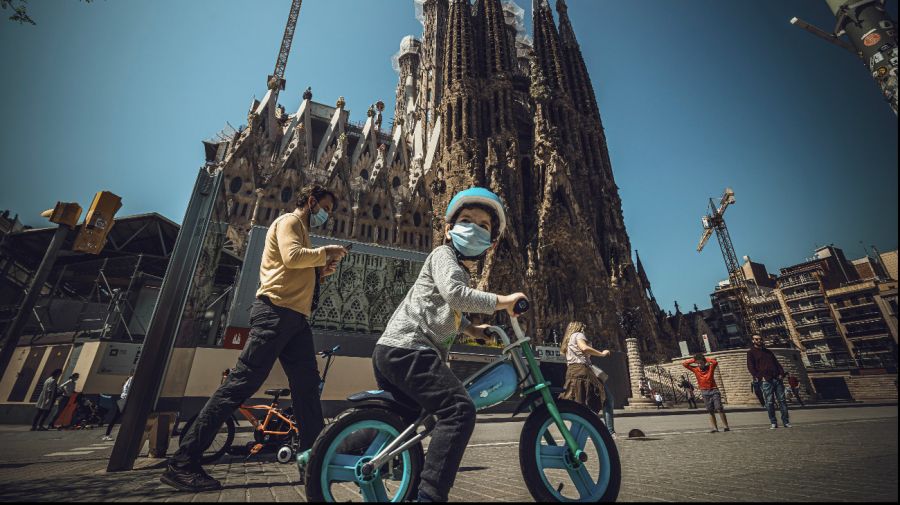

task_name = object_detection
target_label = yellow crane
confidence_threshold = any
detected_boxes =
[697,188,757,342]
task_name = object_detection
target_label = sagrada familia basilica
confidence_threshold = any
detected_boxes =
[210,0,681,360]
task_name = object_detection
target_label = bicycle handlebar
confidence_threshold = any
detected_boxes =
[318,344,341,357]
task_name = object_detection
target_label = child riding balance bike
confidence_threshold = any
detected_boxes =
[300,187,621,502]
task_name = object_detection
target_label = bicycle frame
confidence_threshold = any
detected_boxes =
[237,349,339,438]
[361,316,587,475]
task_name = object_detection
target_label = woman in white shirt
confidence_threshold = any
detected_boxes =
[558,321,617,437]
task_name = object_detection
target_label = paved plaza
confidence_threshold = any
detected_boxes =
[0,405,896,502]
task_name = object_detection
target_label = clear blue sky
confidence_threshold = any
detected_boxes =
[1,0,897,313]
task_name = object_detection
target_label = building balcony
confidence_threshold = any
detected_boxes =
[758,321,787,331]
[835,300,876,310]
[846,327,890,339]
[839,312,883,324]
[800,330,840,341]
[794,317,835,328]
[791,303,828,315]
[779,276,818,289]
[784,290,822,301]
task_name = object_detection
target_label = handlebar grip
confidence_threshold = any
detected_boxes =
[332,344,341,353]
[513,298,530,315]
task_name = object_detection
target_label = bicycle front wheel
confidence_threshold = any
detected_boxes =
[519,399,621,502]
[178,413,236,465]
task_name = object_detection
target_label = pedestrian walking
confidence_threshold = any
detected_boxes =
[102,375,133,440]
[161,183,349,492]
[31,369,61,431]
[747,335,792,429]
[49,372,79,429]
[683,353,731,433]
[680,374,698,409]
[653,391,664,409]
[787,374,805,407]
[558,321,617,438]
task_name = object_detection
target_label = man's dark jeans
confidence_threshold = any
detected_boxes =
[170,297,324,469]
[372,345,476,503]
[760,378,790,425]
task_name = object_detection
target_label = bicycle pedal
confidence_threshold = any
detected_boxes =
[249,443,264,456]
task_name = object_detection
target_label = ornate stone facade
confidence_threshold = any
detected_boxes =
[205,0,671,359]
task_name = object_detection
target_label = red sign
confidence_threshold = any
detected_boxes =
[863,32,881,47]
[223,327,250,350]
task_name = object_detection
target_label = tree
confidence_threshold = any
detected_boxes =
[2,0,92,25]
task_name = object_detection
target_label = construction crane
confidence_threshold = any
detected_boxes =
[267,0,303,98]
[697,188,758,341]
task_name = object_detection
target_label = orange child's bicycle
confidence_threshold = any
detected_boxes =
[178,345,341,465]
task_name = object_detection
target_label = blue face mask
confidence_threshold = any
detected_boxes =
[449,222,493,259]
[310,208,328,228]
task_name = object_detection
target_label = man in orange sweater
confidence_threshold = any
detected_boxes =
[683,353,730,433]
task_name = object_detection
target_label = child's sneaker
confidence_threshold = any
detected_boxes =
[770,424,777,429]
[784,423,792,428]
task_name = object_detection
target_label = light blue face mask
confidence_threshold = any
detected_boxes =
[310,207,329,228]
[449,222,492,259]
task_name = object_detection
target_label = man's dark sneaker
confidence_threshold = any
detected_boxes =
[723,427,731,432]
[160,463,223,492]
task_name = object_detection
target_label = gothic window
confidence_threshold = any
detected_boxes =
[280,187,293,203]
[340,270,358,297]
[413,212,422,227]
[241,203,249,217]
[265,207,272,221]
[340,220,346,233]
[373,204,382,220]
[360,169,369,181]
[365,271,381,295]
[392,177,401,189]
[229,177,243,194]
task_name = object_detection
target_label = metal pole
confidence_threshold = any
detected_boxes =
[107,167,223,472]
[0,225,70,380]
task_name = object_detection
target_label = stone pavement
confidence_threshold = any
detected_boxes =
[0,405,896,502]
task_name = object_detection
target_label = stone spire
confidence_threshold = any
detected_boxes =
[418,0,449,134]
[555,0,599,117]
[532,0,570,97]
[478,0,517,78]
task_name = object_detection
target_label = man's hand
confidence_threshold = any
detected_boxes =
[321,259,339,279]
[599,350,612,358]
[324,245,348,262]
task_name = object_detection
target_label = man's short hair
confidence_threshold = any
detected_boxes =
[693,352,706,361]
[296,183,338,209]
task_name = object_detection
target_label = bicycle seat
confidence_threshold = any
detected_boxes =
[264,388,291,397]
[348,390,420,420]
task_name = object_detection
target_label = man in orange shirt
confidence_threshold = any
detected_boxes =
[683,353,730,433]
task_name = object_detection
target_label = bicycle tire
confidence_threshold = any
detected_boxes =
[305,407,423,502]
[178,413,236,465]
[519,399,621,502]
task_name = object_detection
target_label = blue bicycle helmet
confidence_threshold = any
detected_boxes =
[445,187,507,238]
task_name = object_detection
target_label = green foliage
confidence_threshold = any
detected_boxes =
[2,0,93,25]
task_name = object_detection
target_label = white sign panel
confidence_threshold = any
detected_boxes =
[97,343,143,375]
[535,346,567,364]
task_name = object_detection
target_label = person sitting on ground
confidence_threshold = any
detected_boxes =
[372,187,528,503]
[683,353,730,433]
[558,321,617,438]
[747,334,792,429]
[31,369,61,431]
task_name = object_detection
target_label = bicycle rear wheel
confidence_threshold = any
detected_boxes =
[304,408,422,502]
[178,413,236,465]
[519,399,621,502]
